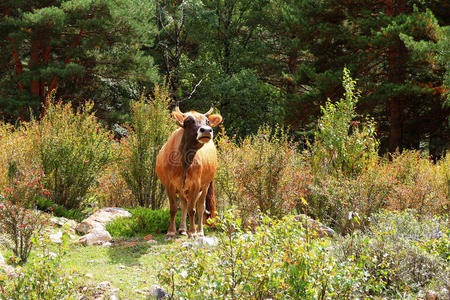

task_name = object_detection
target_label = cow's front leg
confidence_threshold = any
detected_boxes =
[178,197,188,236]
[186,189,200,239]
[165,187,178,240]
[196,187,208,237]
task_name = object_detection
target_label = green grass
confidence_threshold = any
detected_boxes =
[61,234,178,298]
[1,233,183,299]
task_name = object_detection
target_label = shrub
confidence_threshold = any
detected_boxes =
[119,84,176,208]
[0,122,39,191]
[0,168,49,264]
[35,197,85,222]
[217,126,312,225]
[0,231,77,299]
[385,151,449,215]
[106,208,180,238]
[93,141,134,208]
[36,100,114,209]
[310,68,379,177]
[334,210,449,297]
[157,210,386,299]
[214,130,241,211]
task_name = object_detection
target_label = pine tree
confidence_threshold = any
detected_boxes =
[263,0,448,154]
[0,0,157,121]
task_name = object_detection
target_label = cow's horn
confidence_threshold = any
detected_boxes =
[204,106,214,116]
[174,105,184,115]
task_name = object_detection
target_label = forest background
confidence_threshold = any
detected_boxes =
[0,0,448,155]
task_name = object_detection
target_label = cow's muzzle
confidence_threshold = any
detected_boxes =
[197,126,213,143]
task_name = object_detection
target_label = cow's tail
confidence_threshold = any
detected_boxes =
[204,181,216,226]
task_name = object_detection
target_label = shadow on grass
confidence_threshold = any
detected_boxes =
[106,234,174,266]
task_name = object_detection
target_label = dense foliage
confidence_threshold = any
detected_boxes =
[0,231,77,299]
[1,0,448,153]
[106,208,180,238]
[158,210,449,299]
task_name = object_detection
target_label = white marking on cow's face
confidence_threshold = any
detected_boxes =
[197,126,213,143]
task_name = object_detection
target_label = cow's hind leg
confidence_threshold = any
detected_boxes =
[165,187,178,240]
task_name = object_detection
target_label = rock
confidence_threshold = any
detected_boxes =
[197,236,218,247]
[0,252,16,277]
[76,207,131,235]
[147,240,158,244]
[150,285,168,299]
[49,230,63,243]
[425,290,438,300]
[294,214,335,238]
[181,236,218,249]
[96,281,113,291]
[85,273,93,278]
[102,241,113,247]
[77,228,112,246]
[50,217,79,233]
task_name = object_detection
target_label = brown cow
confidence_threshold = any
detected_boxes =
[156,106,222,239]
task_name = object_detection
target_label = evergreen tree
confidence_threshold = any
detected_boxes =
[0,0,157,121]
[263,0,448,154]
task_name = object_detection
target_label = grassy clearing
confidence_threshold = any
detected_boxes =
[1,233,181,299]
[63,234,178,298]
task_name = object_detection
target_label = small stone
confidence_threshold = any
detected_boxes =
[146,240,157,244]
[109,294,119,300]
[49,231,63,243]
[85,273,93,278]
[96,281,113,291]
[0,252,4,264]
[102,242,113,247]
[150,285,168,299]
[197,236,218,248]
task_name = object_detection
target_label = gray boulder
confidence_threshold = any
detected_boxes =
[77,228,112,246]
[76,207,131,235]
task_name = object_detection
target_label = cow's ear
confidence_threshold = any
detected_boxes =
[172,111,185,127]
[208,114,222,127]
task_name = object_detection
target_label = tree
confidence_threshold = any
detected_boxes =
[0,0,157,121]
[263,0,448,154]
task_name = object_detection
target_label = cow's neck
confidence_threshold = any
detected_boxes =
[179,131,203,185]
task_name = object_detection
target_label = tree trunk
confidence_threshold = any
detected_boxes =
[386,0,407,153]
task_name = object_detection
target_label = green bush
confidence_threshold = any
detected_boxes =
[0,231,77,299]
[36,100,114,209]
[157,210,378,299]
[334,210,449,297]
[310,68,379,177]
[157,210,449,299]
[106,208,180,238]
[36,197,85,222]
[307,150,449,233]
[0,167,48,264]
[216,126,312,226]
[119,84,176,209]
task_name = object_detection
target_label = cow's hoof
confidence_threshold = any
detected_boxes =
[178,230,187,236]
[197,231,204,237]
[187,232,197,239]
[165,233,176,240]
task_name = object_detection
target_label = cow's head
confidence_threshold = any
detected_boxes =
[172,106,222,144]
